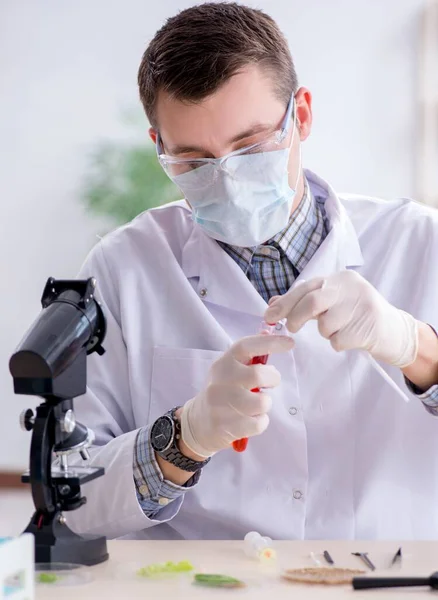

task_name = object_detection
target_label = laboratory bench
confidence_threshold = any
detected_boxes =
[36,539,438,599]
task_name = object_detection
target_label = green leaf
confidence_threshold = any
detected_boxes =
[194,573,245,588]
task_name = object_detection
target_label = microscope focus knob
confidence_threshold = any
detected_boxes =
[19,409,35,432]
[61,409,76,434]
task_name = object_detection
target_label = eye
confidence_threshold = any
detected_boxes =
[186,161,203,171]
[168,160,205,176]
[234,136,264,152]
[243,143,264,155]
[176,161,204,174]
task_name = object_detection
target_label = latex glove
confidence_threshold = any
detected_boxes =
[264,270,419,368]
[180,334,294,458]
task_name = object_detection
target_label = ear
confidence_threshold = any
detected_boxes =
[294,87,312,142]
[149,128,157,144]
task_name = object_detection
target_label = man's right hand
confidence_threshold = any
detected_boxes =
[179,334,295,459]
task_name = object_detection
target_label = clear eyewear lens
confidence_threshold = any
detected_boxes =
[240,131,287,155]
[160,159,206,176]
[160,129,289,189]
[160,158,217,189]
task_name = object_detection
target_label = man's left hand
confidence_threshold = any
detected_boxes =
[264,270,419,369]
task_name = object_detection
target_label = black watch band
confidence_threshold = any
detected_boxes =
[151,407,211,472]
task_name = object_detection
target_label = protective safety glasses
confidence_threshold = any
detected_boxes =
[155,94,295,188]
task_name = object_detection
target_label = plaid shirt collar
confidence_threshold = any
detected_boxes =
[219,177,324,271]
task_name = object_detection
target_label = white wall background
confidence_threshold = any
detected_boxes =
[0,0,427,470]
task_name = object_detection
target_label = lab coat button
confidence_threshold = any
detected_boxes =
[289,407,298,416]
[199,288,208,298]
[293,490,303,500]
[138,485,149,496]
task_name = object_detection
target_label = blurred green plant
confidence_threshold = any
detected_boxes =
[82,115,180,225]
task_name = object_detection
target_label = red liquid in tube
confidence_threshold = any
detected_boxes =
[232,353,269,452]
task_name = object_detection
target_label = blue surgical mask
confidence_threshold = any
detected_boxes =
[157,97,300,247]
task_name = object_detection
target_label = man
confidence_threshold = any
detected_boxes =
[68,2,438,541]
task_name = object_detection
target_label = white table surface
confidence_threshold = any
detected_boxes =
[35,540,438,599]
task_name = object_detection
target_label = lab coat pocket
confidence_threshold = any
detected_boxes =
[149,346,223,420]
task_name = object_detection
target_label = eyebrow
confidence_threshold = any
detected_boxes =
[167,122,275,156]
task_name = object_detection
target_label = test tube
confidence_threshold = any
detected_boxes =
[232,322,276,452]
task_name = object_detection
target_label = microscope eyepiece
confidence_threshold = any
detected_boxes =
[9,277,106,400]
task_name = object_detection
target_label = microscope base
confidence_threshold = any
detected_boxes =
[24,511,108,566]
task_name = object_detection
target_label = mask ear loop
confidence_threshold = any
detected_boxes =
[287,99,302,192]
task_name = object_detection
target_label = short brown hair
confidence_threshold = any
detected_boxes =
[138,2,298,128]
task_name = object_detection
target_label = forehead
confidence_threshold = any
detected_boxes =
[155,65,284,149]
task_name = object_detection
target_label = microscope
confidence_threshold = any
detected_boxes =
[9,277,109,566]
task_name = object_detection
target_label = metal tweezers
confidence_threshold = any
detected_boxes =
[352,552,376,571]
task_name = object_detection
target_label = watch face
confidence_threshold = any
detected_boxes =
[151,416,174,452]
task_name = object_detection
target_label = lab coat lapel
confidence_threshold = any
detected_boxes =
[182,219,268,317]
[296,170,364,281]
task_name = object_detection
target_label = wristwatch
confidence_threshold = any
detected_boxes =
[150,407,211,472]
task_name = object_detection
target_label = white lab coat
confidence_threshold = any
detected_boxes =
[67,169,438,541]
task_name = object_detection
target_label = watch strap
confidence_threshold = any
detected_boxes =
[157,407,211,472]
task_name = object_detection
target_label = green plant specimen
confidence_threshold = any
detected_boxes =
[194,573,245,588]
[136,560,194,577]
